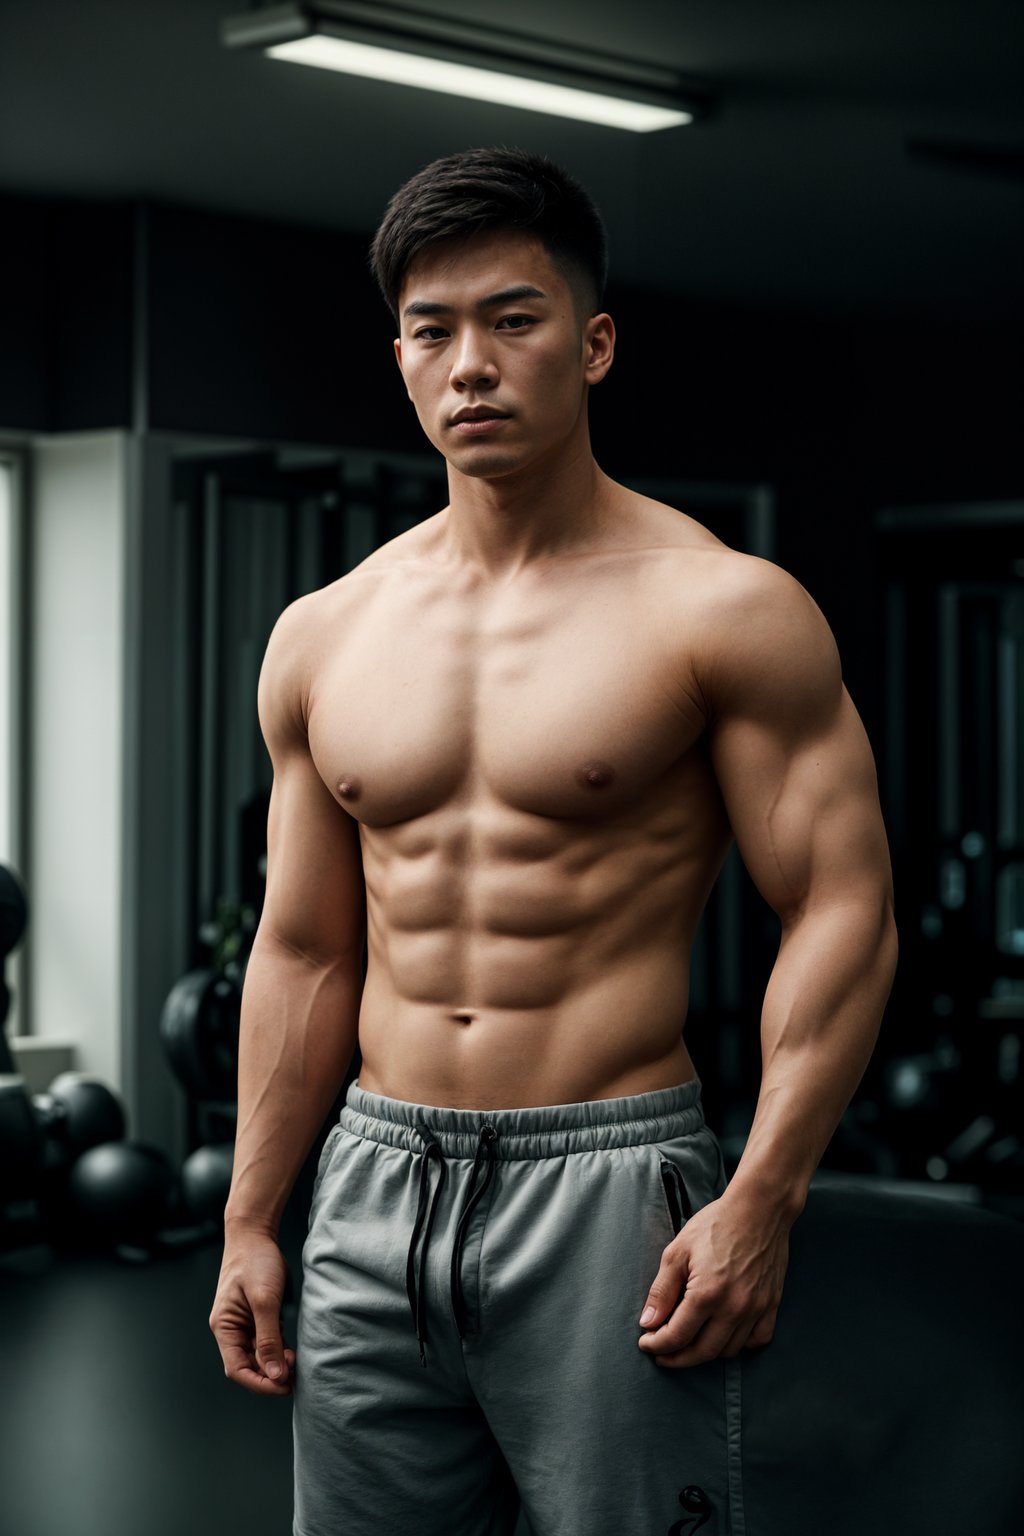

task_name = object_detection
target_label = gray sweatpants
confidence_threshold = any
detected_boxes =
[293,1077,745,1536]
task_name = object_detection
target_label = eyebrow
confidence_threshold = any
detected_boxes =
[402,284,549,320]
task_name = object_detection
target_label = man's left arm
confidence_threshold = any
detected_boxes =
[638,558,899,1367]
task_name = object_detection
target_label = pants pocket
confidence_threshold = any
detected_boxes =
[658,1155,693,1236]
[310,1123,343,1211]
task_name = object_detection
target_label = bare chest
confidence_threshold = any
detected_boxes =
[306,565,706,826]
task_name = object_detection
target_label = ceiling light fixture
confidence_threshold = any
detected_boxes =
[222,2,712,133]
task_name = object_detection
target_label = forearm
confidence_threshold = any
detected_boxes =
[726,894,898,1221]
[224,933,363,1239]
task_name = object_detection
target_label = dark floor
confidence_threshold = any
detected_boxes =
[0,1065,361,1536]
[0,1234,299,1536]
[4,1158,1022,1536]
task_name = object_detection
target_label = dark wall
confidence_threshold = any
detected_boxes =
[2,191,1020,729]
[595,292,1021,739]
[145,203,398,447]
[0,194,133,431]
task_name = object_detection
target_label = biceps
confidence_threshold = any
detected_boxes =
[710,688,893,922]
[260,748,366,962]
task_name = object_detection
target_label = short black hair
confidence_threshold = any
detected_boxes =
[368,146,608,327]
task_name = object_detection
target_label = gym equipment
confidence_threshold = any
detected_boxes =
[0,863,28,1076]
[877,517,1024,1199]
[45,1073,126,1157]
[0,1077,44,1206]
[179,1142,234,1224]
[739,1181,1024,1536]
[160,968,241,1102]
[1,1069,129,1249]
[2,1058,236,1259]
[0,863,28,958]
[63,1141,178,1251]
[0,994,14,1072]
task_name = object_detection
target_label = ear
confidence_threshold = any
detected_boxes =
[583,313,615,386]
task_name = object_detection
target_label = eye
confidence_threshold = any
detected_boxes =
[498,314,535,330]
[413,326,448,341]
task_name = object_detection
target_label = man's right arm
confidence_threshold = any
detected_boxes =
[211,592,365,1395]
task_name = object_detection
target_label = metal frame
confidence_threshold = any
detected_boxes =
[877,500,1024,532]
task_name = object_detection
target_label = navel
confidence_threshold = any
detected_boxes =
[575,759,616,790]
[337,775,362,801]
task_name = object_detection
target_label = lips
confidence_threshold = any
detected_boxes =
[451,415,510,435]
[450,408,510,425]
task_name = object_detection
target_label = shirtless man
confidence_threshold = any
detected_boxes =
[210,147,898,1536]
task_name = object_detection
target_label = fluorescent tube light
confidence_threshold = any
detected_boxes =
[222,3,711,134]
[267,35,691,131]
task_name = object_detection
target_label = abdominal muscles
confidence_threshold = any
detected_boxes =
[354,783,727,1107]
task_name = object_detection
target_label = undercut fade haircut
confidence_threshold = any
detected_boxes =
[368,146,609,328]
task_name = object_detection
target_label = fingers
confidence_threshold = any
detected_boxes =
[636,1193,789,1369]
[252,1288,288,1382]
[640,1302,779,1369]
[652,1315,736,1368]
[744,1308,778,1350]
[210,1235,297,1397]
[635,1245,717,1363]
[219,1335,295,1396]
[636,1242,779,1369]
[636,1242,688,1333]
[637,1285,712,1364]
[211,1292,296,1396]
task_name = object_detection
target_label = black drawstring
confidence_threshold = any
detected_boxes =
[450,1125,498,1338]
[405,1128,446,1366]
[405,1122,499,1366]
[668,1485,713,1534]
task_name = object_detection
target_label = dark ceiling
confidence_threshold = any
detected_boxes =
[1,0,1022,319]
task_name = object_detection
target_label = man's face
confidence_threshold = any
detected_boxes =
[393,228,612,481]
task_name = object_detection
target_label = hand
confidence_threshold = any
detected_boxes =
[210,1228,296,1396]
[636,1189,790,1368]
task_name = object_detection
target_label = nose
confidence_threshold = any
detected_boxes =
[448,325,499,391]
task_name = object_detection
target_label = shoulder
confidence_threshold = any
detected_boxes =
[696,548,830,632]
[606,494,840,722]
[257,520,436,738]
[684,550,842,723]
[258,562,369,729]
[267,517,425,653]
[258,590,322,744]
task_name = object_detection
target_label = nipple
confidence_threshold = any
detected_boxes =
[575,759,615,789]
[337,776,361,800]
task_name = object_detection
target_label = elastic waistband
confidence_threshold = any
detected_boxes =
[339,1077,706,1160]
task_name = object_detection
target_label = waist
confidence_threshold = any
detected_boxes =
[357,1006,696,1109]
[339,1075,707,1159]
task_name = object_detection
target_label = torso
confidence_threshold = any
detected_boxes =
[304,494,736,1108]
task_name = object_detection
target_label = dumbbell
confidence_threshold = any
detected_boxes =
[0,1073,128,1220]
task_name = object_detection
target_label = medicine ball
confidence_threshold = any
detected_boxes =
[0,864,27,959]
[47,1074,127,1157]
[180,1142,235,1224]
[160,969,241,1101]
[65,1141,178,1248]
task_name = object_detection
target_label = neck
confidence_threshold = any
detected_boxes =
[439,428,617,581]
